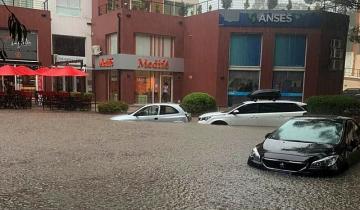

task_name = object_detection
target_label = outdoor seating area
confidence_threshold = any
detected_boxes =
[0,65,93,111]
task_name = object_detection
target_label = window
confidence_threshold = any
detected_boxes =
[106,33,118,55]
[237,104,258,114]
[56,0,80,17]
[0,0,33,8]
[160,106,179,115]
[258,103,303,113]
[135,34,174,57]
[230,34,262,66]
[135,105,159,116]
[228,71,259,106]
[274,35,306,67]
[53,35,85,57]
[272,71,303,101]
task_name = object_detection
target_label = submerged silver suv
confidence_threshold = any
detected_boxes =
[198,100,307,126]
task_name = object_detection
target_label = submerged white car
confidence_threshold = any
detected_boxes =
[198,100,307,126]
[111,103,191,123]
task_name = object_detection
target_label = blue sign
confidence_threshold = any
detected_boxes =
[219,10,322,28]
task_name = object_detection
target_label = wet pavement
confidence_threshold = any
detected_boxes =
[0,110,360,209]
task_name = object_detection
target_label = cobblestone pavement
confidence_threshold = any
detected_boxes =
[0,110,360,209]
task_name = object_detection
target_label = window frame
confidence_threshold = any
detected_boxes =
[56,0,81,17]
[229,33,263,68]
[274,34,307,69]
[160,105,179,115]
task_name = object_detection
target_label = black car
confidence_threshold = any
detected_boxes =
[247,89,281,101]
[248,116,360,175]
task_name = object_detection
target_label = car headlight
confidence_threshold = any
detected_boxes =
[199,116,212,121]
[249,147,261,163]
[309,155,339,169]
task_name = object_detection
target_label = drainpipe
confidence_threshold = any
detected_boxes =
[117,12,122,101]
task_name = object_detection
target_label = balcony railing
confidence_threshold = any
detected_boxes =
[0,0,48,10]
[98,0,347,17]
[98,0,213,16]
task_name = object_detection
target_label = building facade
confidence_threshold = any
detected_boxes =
[0,1,52,91]
[92,0,349,107]
[47,0,92,92]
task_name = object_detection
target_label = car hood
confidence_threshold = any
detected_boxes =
[110,114,137,121]
[260,139,335,161]
[199,112,225,118]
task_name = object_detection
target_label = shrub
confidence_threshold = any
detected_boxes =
[181,92,217,115]
[306,95,360,116]
[82,92,94,100]
[98,101,128,114]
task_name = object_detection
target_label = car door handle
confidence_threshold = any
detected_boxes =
[250,116,258,119]
[154,118,158,120]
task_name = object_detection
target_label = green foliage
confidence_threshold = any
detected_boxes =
[178,1,189,16]
[98,101,129,114]
[244,0,250,9]
[181,92,217,115]
[306,95,360,116]
[287,0,292,10]
[267,0,278,9]
[221,0,232,9]
[82,92,94,100]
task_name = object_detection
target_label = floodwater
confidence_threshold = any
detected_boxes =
[0,110,359,209]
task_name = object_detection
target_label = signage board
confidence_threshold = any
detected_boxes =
[219,10,322,28]
[0,29,38,61]
[95,54,184,72]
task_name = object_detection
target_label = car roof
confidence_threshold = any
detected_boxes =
[143,103,180,106]
[243,100,307,105]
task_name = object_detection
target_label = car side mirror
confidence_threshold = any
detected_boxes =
[265,133,272,139]
[232,110,239,115]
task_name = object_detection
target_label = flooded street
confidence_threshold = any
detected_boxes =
[0,110,360,209]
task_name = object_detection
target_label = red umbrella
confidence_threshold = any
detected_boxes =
[0,65,19,76]
[41,66,87,77]
[36,67,51,75]
[15,66,36,76]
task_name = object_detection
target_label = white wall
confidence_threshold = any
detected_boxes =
[47,0,92,68]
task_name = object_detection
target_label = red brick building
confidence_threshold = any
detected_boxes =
[0,4,52,90]
[92,0,349,107]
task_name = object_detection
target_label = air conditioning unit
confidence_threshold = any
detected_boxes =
[330,49,344,59]
[330,39,343,49]
[330,59,344,71]
[92,45,102,55]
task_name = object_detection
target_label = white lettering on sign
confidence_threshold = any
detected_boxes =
[258,13,293,23]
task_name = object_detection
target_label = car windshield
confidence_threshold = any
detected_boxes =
[222,103,244,113]
[270,119,344,144]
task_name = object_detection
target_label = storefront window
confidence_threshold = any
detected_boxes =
[135,71,173,104]
[274,35,306,67]
[135,34,174,57]
[230,34,262,66]
[272,71,304,101]
[228,71,259,106]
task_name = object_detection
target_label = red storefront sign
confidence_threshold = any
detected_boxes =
[99,57,114,67]
[137,58,169,70]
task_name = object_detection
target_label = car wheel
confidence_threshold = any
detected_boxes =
[211,121,228,125]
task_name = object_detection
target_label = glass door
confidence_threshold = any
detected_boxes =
[160,75,173,103]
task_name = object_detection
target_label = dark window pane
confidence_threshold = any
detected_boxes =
[160,106,179,115]
[237,104,258,114]
[53,35,85,56]
[228,71,259,106]
[230,34,262,66]
[272,71,304,101]
[259,103,282,113]
[274,35,306,67]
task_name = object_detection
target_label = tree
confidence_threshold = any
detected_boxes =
[178,1,189,16]
[244,0,250,9]
[287,0,292,10]
[221,0,232,9]
[313,0,360,42]
[0,0,28,61]
[267,0,278,9]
